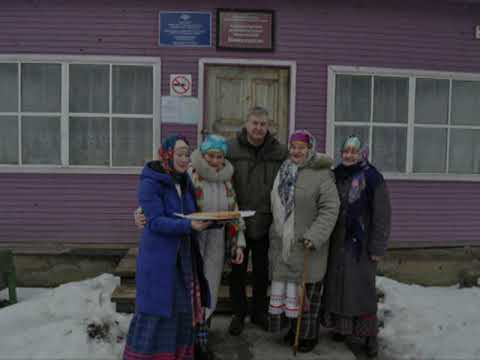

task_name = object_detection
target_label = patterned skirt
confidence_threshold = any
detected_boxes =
[123,246,196,360]
[123,310,194,360]
[268,281,322,340]
[320,311,378,337]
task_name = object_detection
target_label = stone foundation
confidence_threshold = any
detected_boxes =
[378,247,480,286]
[1,246,127,288]
[3,246,480,288]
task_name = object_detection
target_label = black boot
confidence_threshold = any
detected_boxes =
[251,312,269,331]
[228,315,245,336]
[365,336,378,358]
[331,332,346,342]
[297,338,318,353]
[195,343,213,360]
[283,328,295,346]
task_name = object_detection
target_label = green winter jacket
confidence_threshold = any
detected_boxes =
[227,128,288,240]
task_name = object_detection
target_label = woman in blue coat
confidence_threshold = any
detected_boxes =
[123,134,211,360]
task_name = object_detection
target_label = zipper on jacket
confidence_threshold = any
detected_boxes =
[264,161,267,186]
[175,185,184,257]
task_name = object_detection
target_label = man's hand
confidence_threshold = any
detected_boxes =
[232,248,245,264]
[134,209,147,229]
[370,255,382,262]
[191,220,212,232]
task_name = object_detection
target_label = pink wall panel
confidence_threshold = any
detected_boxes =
[1,0,479,246]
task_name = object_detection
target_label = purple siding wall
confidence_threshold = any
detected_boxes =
[0,173,140,244]
[1,0,479,247]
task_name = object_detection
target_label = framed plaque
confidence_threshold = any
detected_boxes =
[159,11,212,47]
[216,9,274,51]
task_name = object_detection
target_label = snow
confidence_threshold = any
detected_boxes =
[377,276,480,360]
[1,274,479,360]
[0,274,131,360]
[0,287,50,302]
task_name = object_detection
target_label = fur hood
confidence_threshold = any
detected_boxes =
[299,152,334,170]
[190,149,234,183]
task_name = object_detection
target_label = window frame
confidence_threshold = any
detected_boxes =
[0,54,161,174]
[327,65,480,182]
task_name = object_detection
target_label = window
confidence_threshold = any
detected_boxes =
[329,67,480,178]
[0,57,159,170]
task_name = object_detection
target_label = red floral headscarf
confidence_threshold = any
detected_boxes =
[158,134,189,174]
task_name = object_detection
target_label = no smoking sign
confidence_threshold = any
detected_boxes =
[170,74,192,96]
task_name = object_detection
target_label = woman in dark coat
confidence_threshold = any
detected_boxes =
[321,135,391,358]
[123,134,211,360]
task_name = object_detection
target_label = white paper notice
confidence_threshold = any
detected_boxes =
[161,96,200,124]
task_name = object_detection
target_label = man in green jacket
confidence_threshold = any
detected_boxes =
[227,106,288,335]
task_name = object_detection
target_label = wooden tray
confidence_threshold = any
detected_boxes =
[174,211,255,221]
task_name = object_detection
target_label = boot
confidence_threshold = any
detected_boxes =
[283,328,295,346]
[228,315,245,336]
[298,338,318,353]
[331,332,346,342]
[365,336,378,358]
[195,343,213,360]
[251,312,269,331]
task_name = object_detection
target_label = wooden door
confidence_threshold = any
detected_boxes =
[204,65,290,143]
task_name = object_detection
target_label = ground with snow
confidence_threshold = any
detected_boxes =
[1,274,479,360]
[377,277,480,360]
[0,274,131,360]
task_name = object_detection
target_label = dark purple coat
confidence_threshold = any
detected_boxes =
[322,163,391,316]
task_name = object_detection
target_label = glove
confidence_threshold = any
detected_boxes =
[303,239,315,250]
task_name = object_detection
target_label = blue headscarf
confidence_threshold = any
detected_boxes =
[200,134,228,155]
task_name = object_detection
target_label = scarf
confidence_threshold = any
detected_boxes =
[335,160,384,261]
[189,150,244,263]
[159,134,190,191]
[275,130,316,262]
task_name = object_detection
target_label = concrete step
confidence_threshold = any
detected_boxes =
[112,247,256,313]
[111,284,136,313]
[114,247,254,286]
[112,284,253,314]
[113,248,137,281]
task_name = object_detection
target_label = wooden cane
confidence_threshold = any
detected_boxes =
[293,250,309,356]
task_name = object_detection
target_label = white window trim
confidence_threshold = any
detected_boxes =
[327,65,480,182]
[197,58,297,145]
[0,54,161,174]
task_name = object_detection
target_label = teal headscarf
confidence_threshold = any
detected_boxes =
[200,134,228,155]
[341,135,368,162]
[342,135,362,152]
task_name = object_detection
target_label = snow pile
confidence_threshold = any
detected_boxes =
[0,274,131,360]
[2,274,480,360]
[377,276,480,360]
[0,287,50,303]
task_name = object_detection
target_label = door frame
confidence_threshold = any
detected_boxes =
[198,58,297,144]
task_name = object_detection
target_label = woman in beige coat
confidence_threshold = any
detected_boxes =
[268,130,340,352]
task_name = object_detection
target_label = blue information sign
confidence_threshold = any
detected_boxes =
[159,11,211,47]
